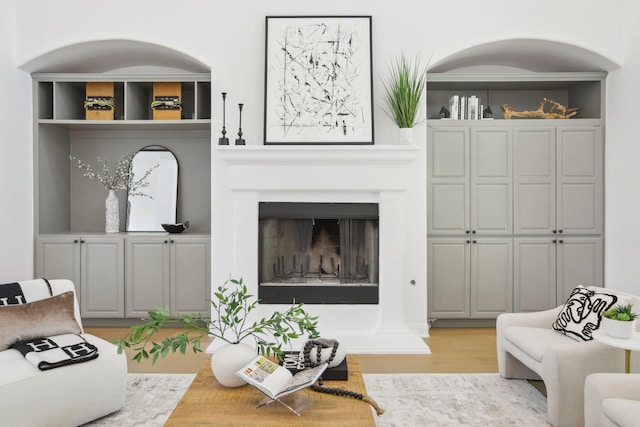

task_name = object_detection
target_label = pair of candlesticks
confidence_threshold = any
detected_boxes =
[218,92,245,145]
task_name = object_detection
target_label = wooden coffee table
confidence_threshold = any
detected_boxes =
[165,355,375,426]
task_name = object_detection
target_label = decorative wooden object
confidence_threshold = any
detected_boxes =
[85,82,115,120]
[501,98,579,120]
[152,82,182,120]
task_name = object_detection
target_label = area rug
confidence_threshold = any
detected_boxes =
[82,374,195,427]
[364,373,549,426]
[83,373,548,426]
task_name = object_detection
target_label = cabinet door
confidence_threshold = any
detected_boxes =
[470,128,512,235]
[513,238,556,312]
[556,126,603,235]
[80,237,125,318]
[427,238,470,318]
[470,238,513,317]
[428,127,469,235]
[170,237,211,316]
[35,236,81,296]
[513,127,556,234]
[125,237,171,317]
[556,237,603,304]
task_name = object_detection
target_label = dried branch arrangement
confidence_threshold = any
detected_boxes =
[501,98,579,119]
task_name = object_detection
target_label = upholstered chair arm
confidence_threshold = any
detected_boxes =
[496,307,562,332]
[543,340,626,427]
[585,373,640,427]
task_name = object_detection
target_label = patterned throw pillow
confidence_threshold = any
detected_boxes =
[552,285,618,341]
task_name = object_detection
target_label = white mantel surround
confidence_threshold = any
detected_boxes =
[210,144,430,354]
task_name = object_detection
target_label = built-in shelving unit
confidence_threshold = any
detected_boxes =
[427,72,606,120]
[32,72,212,321]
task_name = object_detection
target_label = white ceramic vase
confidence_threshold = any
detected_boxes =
[211,342,257,387]
[602,317,636,339]
[398,127,414,145]
[105,189,119,233]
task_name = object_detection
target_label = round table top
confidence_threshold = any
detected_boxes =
[593,330,640,351]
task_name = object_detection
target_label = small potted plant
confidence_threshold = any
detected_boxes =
[113,277,320,387]
[601,304,637,339]
[382,53,428,144]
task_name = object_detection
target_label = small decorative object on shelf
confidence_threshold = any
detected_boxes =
[218,92,229,145]
[161,221,190,233]
[152,82,182,120]
[235,103,246,145]
[69,154,158,233]
[85,82,115,120]
[501,98,579,119]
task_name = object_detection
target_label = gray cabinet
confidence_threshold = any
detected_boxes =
[126,235,210,317]
[35,235,125,317]
[514,237,603,312]
[428,126,512,236]
[428,237,512,319]
[514,125,603,235]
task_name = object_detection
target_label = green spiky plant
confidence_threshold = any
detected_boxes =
[382,54,428,128]
[113,277,320,364]
[603,304,638,321]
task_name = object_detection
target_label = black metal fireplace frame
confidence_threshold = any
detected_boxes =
[258,202,379,305]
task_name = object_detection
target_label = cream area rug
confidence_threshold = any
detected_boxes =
[364,373,549,426]
[84,373,549,426]
[82,374,195,427]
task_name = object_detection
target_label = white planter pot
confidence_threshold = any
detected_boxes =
[602,317,636,339]
[211,342,257,387]
[398,127,414,145]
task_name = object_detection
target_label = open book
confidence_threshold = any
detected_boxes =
[236,355,328,400]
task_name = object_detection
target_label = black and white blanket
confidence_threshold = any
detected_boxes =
[10,334,99,371]
[0,278,53,306]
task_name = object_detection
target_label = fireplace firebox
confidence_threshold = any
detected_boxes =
[259,202,379,304]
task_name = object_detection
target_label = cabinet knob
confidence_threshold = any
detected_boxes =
[552,239,557,243]
[80,240,85,244]
[472,230,476,234]
[466,230,470,234]
[74,239,79,244]
[170,240,174,244]
[552,230,557,234]
[466,240,470,244]
[559,230,563,234]
[559,240,564,244]
[472,240,477,244]
[164,240,168,244]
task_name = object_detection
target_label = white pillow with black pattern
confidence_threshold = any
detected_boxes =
[552,285,618,341]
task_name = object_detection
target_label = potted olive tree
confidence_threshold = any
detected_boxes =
[601,304,637,339]
[382,53,428,144]
[113,277,320,387]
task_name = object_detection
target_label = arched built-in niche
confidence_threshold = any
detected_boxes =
[20,39,210,73]
[429,38,620,74]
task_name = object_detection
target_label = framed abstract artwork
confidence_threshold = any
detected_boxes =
[264,16,374,145]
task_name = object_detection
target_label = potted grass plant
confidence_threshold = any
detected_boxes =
[601,304,637,339]
[113,277,320,387]
[382,53,428,144]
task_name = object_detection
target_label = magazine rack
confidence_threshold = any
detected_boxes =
[255,391,315,416]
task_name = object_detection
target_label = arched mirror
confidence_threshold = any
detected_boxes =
[126,145,178,231]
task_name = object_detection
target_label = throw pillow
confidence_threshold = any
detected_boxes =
[0,291,82,351]
[552,285,618,341]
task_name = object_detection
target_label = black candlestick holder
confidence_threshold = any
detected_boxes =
[235,103,246,145]
[218,92,229,145]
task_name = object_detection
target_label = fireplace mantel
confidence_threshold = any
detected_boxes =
[211,143,429,354]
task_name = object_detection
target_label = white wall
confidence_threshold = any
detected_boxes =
[0,0,33,282]
[7,0,639,298]
[604,0,640,294]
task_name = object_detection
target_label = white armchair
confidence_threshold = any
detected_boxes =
[497,286,640,427]
[585,373,640,427]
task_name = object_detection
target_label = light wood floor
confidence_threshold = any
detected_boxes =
[86,327,498,374]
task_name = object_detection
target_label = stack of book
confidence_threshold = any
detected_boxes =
[448,95,490,120]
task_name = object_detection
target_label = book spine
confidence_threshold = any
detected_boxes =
[449,95,459,120]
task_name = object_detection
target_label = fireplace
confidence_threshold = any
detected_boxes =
[259,202,379,304]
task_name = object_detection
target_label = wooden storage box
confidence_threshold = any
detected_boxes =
[85,82,115,120]
[152,82,182,120]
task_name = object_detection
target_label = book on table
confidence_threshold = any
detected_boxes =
[236,355,328,400]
